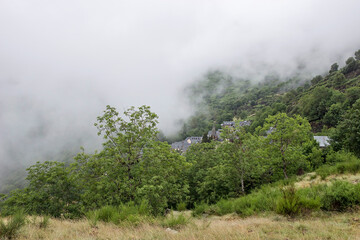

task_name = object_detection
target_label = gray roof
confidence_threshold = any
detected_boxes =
[171,136,203,152]
[313,136,330,148]
[221,120,251,128]
[207,130,221,139]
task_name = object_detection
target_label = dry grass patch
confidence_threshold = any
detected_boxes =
[12,210,360,240]
[295,172,360,189]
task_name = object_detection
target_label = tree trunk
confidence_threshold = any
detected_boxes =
[241,170,245,195]
[282,155,288,179]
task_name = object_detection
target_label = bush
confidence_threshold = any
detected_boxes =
[276,186,301,217]
[0,209,26,240]
[316,165,336,180]
[233,197,255,217]
[92,205,120,224]
[38,215,50,229]
[87,201,152,226]
[161,214,189,230]
[176,202,187,212]
[321,181,360,211]
[192,202,210,217]
[214,199,233,216]
[326,151,357,165]
[336,161,360,174]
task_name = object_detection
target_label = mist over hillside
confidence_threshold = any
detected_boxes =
[1,0,360,185]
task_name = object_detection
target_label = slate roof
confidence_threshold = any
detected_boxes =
[171,136,203,152]
[207,130,222,139]
[221,120,251,128]
[313,136,330,148]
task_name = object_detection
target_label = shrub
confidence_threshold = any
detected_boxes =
[326,151,357,165]
[176,202,187,212]
[233,197,255,217]
[214,199,233,216]
[336,161,360,174]
[86,211,99,228]
[38,215,50,229]
[321,181,360,211]
[87,201,152,226]
[161,214,189,230]
[316,165,336,180]
[192,202,210,217]
[93,205,120,224]
[0,209,26,240]
[276,186,301,217]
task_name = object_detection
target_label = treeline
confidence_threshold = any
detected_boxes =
[1,102,360,218]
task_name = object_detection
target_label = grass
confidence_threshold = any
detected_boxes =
[0,210,26,240]
[8,210,360,240]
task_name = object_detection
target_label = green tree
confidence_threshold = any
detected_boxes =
[1,161,81,218]
[185,141,223,204]
[74,105,189,215]
[260,113,312,179]
[221,123,264,195]
[329,63,339,73]
[332,100,360,157]
[355,49,360,61]
[310,75,323,85]
[298,86,344,122]
[329,72,346,87]
[343,57,358,74]
[323,103,344,127]
[345,87,360,107]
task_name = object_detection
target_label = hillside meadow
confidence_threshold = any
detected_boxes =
[8,211,360,240]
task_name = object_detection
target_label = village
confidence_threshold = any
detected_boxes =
[171,120,330,153]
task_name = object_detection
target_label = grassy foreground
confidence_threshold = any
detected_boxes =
[8,210,360,240]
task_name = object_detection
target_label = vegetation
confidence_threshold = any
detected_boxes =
[0,210,26,240]
[1,50,360,238]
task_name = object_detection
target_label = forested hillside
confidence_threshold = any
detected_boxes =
[177,49,360,143]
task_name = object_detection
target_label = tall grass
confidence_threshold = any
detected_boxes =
[161,213,189,230]
[0,209,26,240]
[86,200,151,226]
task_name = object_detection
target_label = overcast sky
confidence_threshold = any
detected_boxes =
[1,0,360,174]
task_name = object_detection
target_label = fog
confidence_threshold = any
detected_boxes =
[1,0,360,180]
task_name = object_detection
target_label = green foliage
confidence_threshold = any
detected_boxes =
[176,202,187,212]
[316,152,360,179]
[87,201,151,226]
[214,199,234,216]
[311,75,323,85]
[161,214,189,230]
[343,57,358,74]
[276,186,301,217]
[323,103,344,127]
[321,181,360,211]
[275,186,321,217]
[354,49,360,61]
[233,197,256,217]
[345,87,360,107]
[316,165,337,180]
[38,215,50,229]
[0,209,26,240]
[332,100,360,156]
[329,72,346,86]
[1,161,81,218]
[74,105,188,216]
[192,202,210,217]
[261,113,312,179]
[298,86,344,122]
[329,63,339,73]
[94,205,120,223]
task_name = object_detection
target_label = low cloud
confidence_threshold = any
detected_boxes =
[1,0,360,178]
